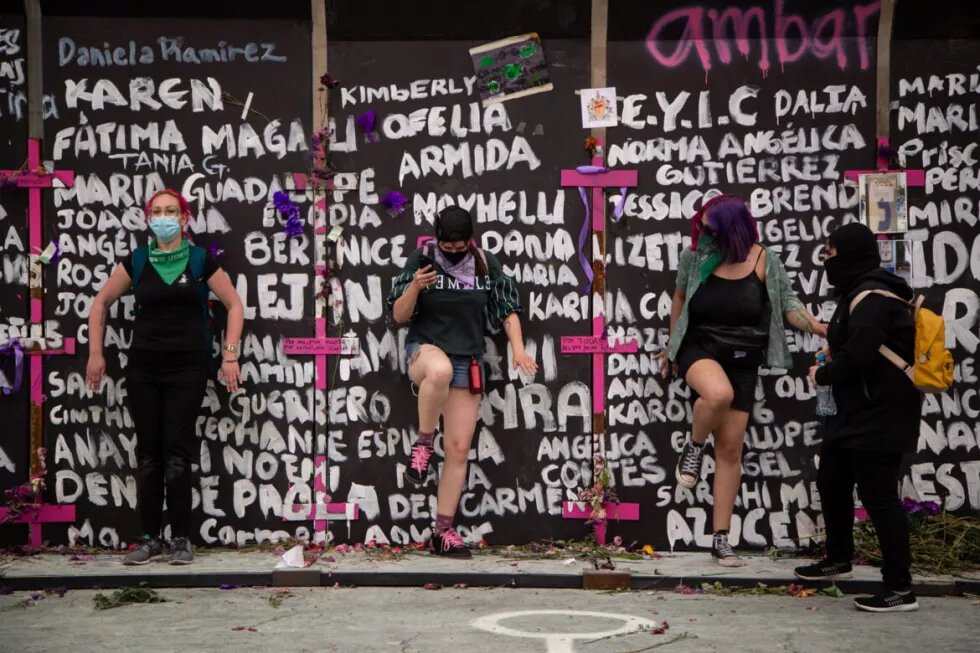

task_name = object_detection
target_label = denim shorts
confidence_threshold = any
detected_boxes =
[405,341,485,390]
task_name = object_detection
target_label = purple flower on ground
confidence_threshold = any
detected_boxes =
[901,498,942,516]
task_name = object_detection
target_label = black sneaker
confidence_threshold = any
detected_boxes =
[406,442,434,487]
[711,532,745,568]
[169,536,194,565]
[854,589,919,613]
[794,559,853,581]
[675,439,705,488]
[123,536,165,565]
[430,528,472,559]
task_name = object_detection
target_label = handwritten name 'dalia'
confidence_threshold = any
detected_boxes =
[57,36,286,67]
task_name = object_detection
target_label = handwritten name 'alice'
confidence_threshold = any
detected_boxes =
[58,37,287,67]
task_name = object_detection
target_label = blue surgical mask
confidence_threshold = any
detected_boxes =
[149,217,181,242]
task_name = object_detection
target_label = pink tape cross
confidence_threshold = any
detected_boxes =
[562,501,641,546]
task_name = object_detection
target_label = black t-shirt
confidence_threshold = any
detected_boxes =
[121,248,220,352]
[386,247,523,356]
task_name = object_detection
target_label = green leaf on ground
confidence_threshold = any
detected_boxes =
[820,585,845,598]
[93,584,167,610]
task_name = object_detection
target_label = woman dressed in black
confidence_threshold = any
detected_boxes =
[795,223,922,613]
[87,189,244,565]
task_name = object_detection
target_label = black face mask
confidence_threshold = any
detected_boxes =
[824,223,880,295]
[441,248,468,265]
[824,256,850,290]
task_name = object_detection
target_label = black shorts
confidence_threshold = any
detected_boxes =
[677,336,761,413]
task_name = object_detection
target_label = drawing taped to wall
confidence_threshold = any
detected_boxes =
[469,33,553,107]
[860,172,908,234]
[579,87,618,129]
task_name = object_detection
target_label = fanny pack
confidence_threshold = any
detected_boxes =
[693,324,769,353]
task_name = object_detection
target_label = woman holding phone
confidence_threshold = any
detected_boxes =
[387,206,537,558]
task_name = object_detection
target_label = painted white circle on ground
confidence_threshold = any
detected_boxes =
[471,609,659,653]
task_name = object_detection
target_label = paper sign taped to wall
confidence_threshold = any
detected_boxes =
[469,33,552,107]
[580,87,618,128]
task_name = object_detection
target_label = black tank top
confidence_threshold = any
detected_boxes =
[689,249,767,328]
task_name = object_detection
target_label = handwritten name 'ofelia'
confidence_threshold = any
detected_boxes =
[58,36,287,67]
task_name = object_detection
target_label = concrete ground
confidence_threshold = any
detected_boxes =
[1,549,978,594]
[1,586,978,653]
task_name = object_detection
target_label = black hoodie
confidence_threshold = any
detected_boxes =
[814,268,921,452]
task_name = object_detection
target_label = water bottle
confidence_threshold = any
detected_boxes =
[815,353,837,417]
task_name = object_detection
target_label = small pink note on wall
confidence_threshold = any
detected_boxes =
[560,336,638,354]
[283,338,359,356]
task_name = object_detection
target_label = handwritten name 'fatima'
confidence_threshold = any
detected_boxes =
[57,37,287,67]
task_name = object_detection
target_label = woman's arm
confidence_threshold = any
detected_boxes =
[785,307,826,336]
[392,277,421,324]
[86,264,132,390]
[392,265,435,324]
[208,269,244,392]
[668,287,685,335]
[503,312,538,374]
[772,250,828,337]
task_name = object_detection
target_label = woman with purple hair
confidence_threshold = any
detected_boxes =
[658,194,826,566]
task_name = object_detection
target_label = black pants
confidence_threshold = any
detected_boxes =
[818,443,912,590]
[127,350,208,539]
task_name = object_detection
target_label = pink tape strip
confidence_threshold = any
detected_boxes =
[314,318,327,390]
[0,504,76,523]
[27,140,41,247]
[0,504,76,546]
[292,172,308,190]
[592,316,605,413]
[13,170,74,189]
[591,148,607,232]
[560,169,639,188]
[876,137,890,171]
[561,501,640,521]
[27,140,44,408]
[844,169,925,186]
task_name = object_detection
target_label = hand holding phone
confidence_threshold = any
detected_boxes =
[413,256,437,291]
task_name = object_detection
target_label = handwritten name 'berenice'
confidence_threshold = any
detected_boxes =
[58,36,287,67]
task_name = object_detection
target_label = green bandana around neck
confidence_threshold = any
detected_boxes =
[696,233,725,284]
[148,239,190,285]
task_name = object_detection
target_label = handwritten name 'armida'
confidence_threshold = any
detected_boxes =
[58,37,287,67]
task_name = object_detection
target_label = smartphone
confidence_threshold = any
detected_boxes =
[418,254,434,270]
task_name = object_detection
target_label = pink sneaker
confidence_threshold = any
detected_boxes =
[430,527,471,559]
[407,443,433,487]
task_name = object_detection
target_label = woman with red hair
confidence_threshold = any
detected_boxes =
[657,194,826,566]
[86,189,244,565]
